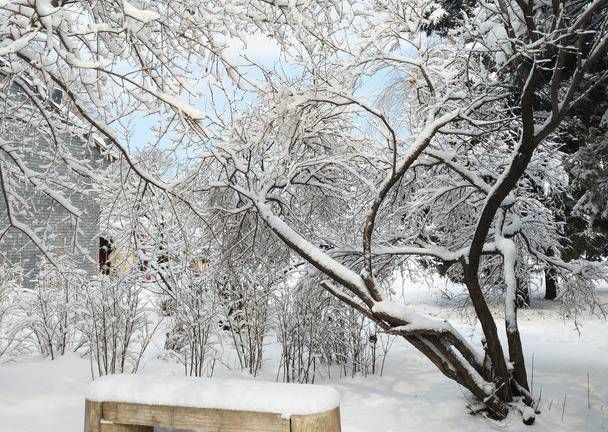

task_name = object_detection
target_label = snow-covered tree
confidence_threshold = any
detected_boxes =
[2,0,608,424]
[195,0,608,422]
[0,0,348,263]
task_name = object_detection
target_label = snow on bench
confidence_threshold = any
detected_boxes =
[84,374,341,432]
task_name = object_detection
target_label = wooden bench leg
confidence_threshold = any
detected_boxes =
[84,400,102,432]
[290,407,341,432]
[100,424,154,432]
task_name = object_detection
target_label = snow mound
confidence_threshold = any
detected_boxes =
[87,374,340,417]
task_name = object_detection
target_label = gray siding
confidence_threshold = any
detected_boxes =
[0,81,108,285]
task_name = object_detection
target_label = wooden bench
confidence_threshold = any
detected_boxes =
[84,374,341,432]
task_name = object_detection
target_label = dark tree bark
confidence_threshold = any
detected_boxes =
[545,268,558,300]
[462,262,513,402]
[516,279,530,308]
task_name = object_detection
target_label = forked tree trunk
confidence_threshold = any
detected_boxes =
[370,309,511,420]
[256,200,527,422]
[459,255,533,419]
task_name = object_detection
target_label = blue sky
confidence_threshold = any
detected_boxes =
[122,27,405,175]
[126,32,283,154]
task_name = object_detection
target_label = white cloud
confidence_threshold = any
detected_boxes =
[223,32,282,66]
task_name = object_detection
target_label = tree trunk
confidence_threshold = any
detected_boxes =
[504,274,531,406]
[516,279,530,308]
[544,268,557,300]
[403,333,509,419]
[368,306,510,420]
[506,325,531,400]
[462,263,513,403]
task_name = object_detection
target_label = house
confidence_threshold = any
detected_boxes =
[0,72,111,285]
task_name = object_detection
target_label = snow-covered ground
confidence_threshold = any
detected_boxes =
[1,284,606,432]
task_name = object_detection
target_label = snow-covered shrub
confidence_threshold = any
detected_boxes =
[200,195,287,377]
[166,269,221,377]
[0,264,28,362]
[21,261,85,360]
[275,278,387,383]
[76,273,158,377]
[331,307,384,378]
[275,280,325,383]
[318,298,392,379]
[217,263,273,377]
